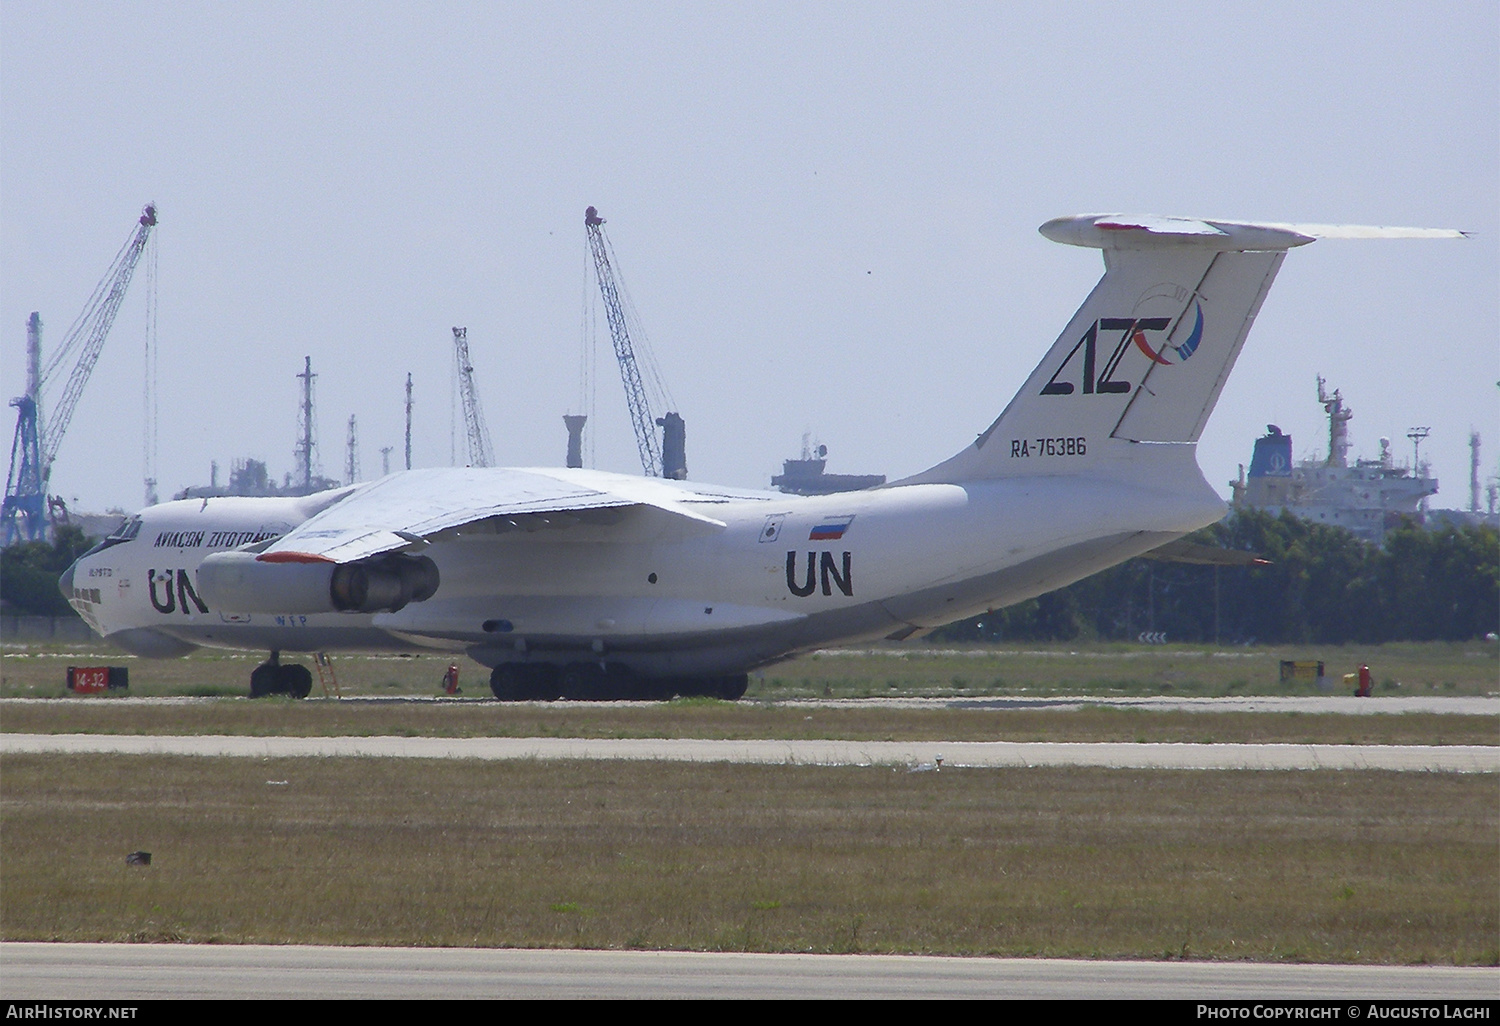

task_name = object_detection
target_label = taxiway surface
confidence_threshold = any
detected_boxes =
[3,943,1497,1000]
[3,695,1495,714]
[3,733,1495,771]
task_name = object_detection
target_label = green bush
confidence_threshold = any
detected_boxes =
[1,525,94,617]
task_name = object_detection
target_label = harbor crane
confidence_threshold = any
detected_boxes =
[3,204,157,544]
[584,206,686,479]
[452,327,495,468]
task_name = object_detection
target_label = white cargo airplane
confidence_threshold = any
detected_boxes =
[62,214,1462,699]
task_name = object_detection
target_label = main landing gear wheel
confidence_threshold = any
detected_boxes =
[489,664,523,701]
[487,664,747,702]
[561,662,618,701]
[666,674,749,700]
[711,674,749,700]
[489,664,561,701]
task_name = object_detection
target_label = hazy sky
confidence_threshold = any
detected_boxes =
[3,2,1496,514]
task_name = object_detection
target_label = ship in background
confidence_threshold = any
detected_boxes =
[173,456,341,501]
[1229,377,1438,543]
[771,434,886,496]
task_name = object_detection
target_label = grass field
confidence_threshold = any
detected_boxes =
[2,755,1494,964]
[3,639,1494,964]
[2,639,1496,700]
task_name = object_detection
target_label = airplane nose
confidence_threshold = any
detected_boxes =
[58,559,77,603]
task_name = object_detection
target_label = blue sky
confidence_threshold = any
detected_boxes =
[3,1,1495,512]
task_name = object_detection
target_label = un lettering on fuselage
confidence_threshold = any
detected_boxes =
[149,569,209,614]
[785,550,853,597]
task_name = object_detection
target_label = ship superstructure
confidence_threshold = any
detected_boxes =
[1230,378,1437,543]
[770,434,885,495]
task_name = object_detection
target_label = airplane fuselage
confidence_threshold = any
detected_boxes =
[63,452,1224,678]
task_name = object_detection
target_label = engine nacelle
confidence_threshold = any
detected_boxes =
[197,551,439,615]
[329,555,439,613]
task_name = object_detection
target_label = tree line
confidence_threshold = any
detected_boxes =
[931,509,1498,645]
[1,525,94,617]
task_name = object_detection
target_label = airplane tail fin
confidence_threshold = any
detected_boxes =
[902,215,1463,485]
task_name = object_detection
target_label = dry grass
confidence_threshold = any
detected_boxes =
[2,754,1495,963]
[761,641,1500,699]
[3,640,1496,700]
[2,699,1496,746]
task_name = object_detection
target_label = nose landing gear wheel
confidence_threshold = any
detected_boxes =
[249,654,313,698]
[281,664,313,699]
[249,663,280,697]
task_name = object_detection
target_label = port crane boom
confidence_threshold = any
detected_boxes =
[452,327,495,468]
[3,204,157,543]
[584,206,685,479]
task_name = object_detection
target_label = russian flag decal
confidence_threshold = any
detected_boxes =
[809,515,855,541]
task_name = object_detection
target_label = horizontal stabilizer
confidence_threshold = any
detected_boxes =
[1251,222,1468,241]
[1041,214,1466,251]
[1141,538,1270,566]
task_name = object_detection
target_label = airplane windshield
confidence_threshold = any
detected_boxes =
[81,515,143,556]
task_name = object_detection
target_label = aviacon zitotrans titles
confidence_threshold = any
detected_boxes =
[62,214,1464,700]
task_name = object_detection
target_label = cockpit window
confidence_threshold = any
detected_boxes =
[81,515,143,557]
[109,516,143,542]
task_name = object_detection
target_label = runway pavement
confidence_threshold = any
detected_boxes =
[823,695,1500,715]
[3,694,1495,713]
[3,943,1497,1000]
[3,732,1496,771]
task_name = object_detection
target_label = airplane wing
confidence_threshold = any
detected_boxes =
[258,467,730,564]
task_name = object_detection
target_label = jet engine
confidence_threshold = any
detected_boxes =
[197,551,439,615]
[329,555,440,613]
